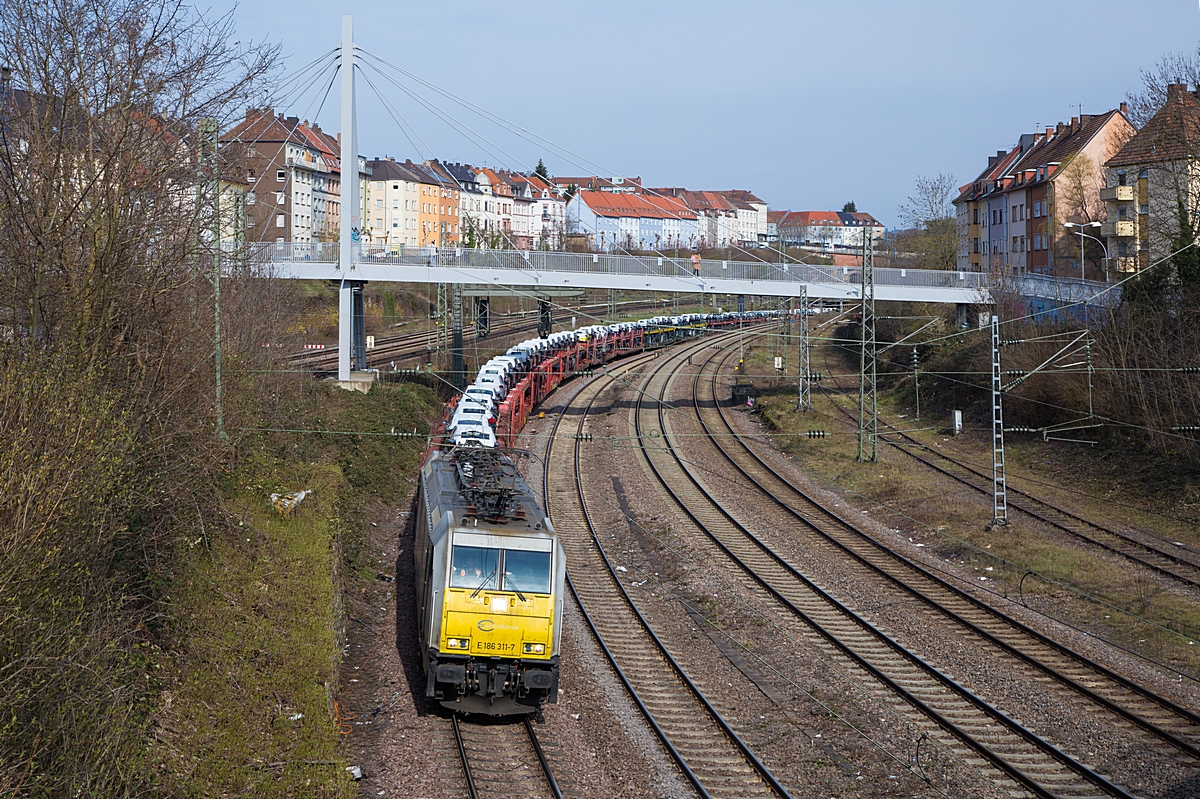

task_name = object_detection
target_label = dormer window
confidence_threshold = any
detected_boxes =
[1117,170,1127,186]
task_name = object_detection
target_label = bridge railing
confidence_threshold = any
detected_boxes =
[249,241,995,292]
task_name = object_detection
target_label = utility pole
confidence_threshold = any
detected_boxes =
[199,118,227,443]
[436,282,448,358]
[857,232,877,462]
[990,314,1008,525]
[911,347,921,420]
[451,283,464,389]
[797,286,810,411]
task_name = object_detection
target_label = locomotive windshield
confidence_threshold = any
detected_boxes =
[449,545,551,595]
[450,546,498,590]
[503,550,551,594]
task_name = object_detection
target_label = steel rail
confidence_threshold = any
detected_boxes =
[818,342,1200,590]
[542,337,791,799]
[451,715,478,799]
[543,349,712,799]
[523,717,564,799]
[450,713,562,799]
[697,343,1200,762]
[630,345,1139,799]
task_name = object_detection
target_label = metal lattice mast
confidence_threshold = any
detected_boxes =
[990,314,1008,525]
[857,234,877,462]
[797,286,810,411]
[436,282,448,357]
[451,283,465,389]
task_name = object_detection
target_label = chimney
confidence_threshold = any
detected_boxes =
[1046,127,1053,138]
[1119,101,1128,116]
[1167,83,1187,102]
[1056,122,1065,135]
[286,116,299,126]
[1070,116,1079,130]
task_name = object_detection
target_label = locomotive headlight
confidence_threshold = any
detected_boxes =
[446,638,470,650]
[523,642,545,654]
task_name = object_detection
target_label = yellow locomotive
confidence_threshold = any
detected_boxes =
[414,448,565,715]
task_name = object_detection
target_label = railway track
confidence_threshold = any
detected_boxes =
[542,339,793,799]
[624,342,1170,798]
[698,344,1200,772]
[287,299,668,372]
[286,316,534,371]
[450,714,562,799]
[817,341,1200,591]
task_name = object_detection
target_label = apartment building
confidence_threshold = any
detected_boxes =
[566,190,698,251]
[1103,83,1200,275]
[776,210,884,250]
[405,160,461,247]
[500,173,564,249]
[953,107,1134,278]
[220,109,344,244]
[552,175,642,194]
[363,158,425,246]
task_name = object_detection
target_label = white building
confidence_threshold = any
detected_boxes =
[566,190,700,251]
[363,158,424,246]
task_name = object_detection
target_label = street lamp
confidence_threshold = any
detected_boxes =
[1063,221,1102,281]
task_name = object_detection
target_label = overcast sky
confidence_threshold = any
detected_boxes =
[221,0,1200,226]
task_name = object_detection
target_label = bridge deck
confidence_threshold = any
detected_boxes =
[253,243,1118,306]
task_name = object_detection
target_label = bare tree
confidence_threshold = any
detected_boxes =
[1125,46,1200,128]
[898,173,958,270]
[0,1,278,794]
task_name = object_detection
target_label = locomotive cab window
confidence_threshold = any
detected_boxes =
[503,550,551,594]
[450,546,498,590]
[449,544,551,595]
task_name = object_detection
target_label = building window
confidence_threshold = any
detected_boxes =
[1117,170,1127,186]
[246,192,256,206]
[1118,242,1129,257]
[374,218,382,228]
[1118,205,1127,220]
[275,214,284,228]
[375,199,383,209]
[973,237,980,253]
[276,170,286,182]
[1138,168,1148,179]
[1139,203,1149,215]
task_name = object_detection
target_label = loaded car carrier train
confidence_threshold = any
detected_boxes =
[413,309,784,715]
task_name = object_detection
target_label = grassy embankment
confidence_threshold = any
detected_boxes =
[734,337,1200,677]
[149,378,441,796]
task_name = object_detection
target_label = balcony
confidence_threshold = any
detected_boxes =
[1100,185,1134,202]
[1101,221,1135,237]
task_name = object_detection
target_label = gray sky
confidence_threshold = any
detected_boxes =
[224,0,1200,226]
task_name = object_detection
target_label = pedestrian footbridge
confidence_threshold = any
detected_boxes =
[256,242,990,304]
[249,242,1118,379]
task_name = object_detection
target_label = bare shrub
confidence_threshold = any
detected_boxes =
[0,0,280,793]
